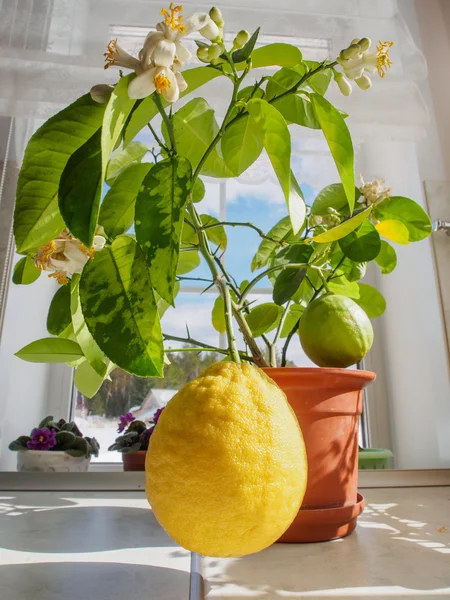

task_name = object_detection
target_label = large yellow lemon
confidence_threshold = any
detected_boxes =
[146,361,307,557]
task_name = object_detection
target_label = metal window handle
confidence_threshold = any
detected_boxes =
[432,220,450,235]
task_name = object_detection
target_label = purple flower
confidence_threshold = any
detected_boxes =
[153,407,165,425]
[27,428,57,451]
[140,426,155,449]
[117,412,135,433]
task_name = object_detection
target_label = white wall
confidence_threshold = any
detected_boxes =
[0,258,60,471]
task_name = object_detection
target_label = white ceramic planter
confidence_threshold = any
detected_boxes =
[17,451,91,472]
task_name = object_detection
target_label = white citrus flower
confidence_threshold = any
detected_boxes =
[359,177,391,207]
[337,39,394,84]
[142,3,220,69]
[34,230,106,285]
[128,64,182,101]
[104,39,143,73]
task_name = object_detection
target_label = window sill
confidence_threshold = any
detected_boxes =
[0,469,449,492]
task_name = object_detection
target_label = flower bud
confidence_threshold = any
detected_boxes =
[334,72,352,96]
[234,29,250,49]
[90,83,114,103]
[209,6,225,28]
[358,37,371,52]
[351,38,360,46]
[197,46,210,63]
[340,43,361,60]
[200,17,221,42]
[208,43,223,61]
[309,215,323,227]
[355,74,372,90]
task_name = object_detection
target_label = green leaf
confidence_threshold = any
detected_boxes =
[106,141,148,183]
[375,219,409,245]
[355,283,386,318]
[15,338,84,363]
[65,437,90,458]
[9,436,31,451]
[79,236,163,377]
[135,157,192,305]
[168,98,233,178]
[247,98,291,206]
[328,274,360,299]
[292,273,316,304]
[232,27,260,63]
[311,183,361,216]
[310,93,355,213]
[375,240,397,274]
[47,284,72,336]
[280,303,304,337]
[221,115,264,176]
[201,215,227,250]
[266,65,321,129]
[177,251,201,275]
[12,256,40,285]
[55,431,76,450]
[14,94,105,252]
[193,178,205,203]
[273,244,313,305]
[237,43,303,69]
[245,303,282,337]
[266,65,307,101]
[101,74,136,177]
[341,259,367,282]
[58,129,102,247]
[303,61,332,95]
[251,216,293,271]
[123,67,223,147]
[100,163,151,239]
[339,220,381,262]
[312,206,372,243]
[374,196,432,242]
[71,274,107,377]
[289,171,306,235]
[156,281,180,318]
[74,360,107,398]
[212,295,226,333]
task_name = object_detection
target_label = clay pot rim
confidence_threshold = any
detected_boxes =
[263,366,375,382]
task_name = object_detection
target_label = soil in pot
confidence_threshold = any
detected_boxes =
[123,450,147,471]
[264,367,375,543]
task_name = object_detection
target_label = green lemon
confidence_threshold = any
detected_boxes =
[299,294,373,368]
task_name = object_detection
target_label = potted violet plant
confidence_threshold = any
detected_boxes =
[12,3,432,545]
[9,416,99,472]
[108,408,164,471]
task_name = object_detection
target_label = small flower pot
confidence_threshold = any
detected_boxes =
[358,448,393,469]
[263,367,375,543]
[17,450,91,473]
[122,450,147,471]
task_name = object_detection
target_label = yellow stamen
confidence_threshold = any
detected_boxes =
[35,241,56,271]
[104,39,119,70]
[376,40,394,78]
[49,271,69,285]
[39,436,44,442]
[160,3,186,34]
[154,72,171,93]
[80,243,95,259]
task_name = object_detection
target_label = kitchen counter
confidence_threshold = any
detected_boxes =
[204,487,450,599]
[1,486,449,600]
[0,491,191,600]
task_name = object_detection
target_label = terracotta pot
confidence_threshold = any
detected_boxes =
[123,450,147,471]
[264,367,375,543]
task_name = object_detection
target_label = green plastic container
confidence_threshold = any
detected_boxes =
[358,448,393,470]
